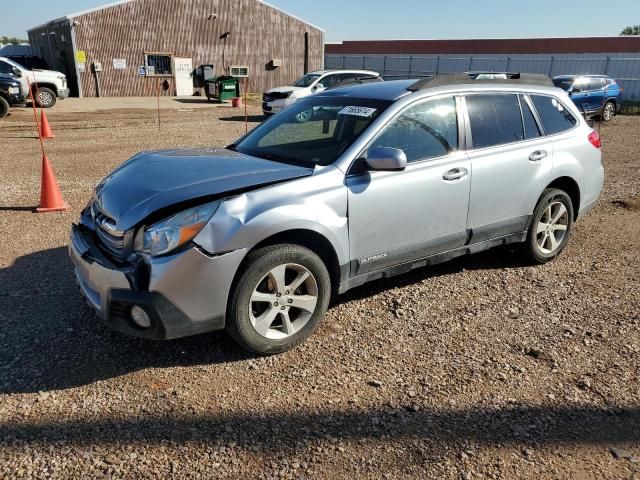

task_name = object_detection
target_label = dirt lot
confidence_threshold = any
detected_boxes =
[0,100,639,479]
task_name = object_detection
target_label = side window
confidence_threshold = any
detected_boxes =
[368,96,458,163]
[530,95,577,135]
[520,95,542,139]
[320,74,338,89]
[0,61,13,74]
[587,78,604,91]
[466,94,524,149]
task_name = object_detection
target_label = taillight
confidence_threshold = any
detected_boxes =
[588,130,601,149]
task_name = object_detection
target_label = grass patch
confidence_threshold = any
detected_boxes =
[620,101,640,115]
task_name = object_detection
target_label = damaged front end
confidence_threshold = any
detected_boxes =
[70,201,247,340]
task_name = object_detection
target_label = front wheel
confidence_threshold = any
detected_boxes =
[294,108,313,123]
[34,87,57,108]
[0,97,9,118]
[226,244,331,355]
[602,101,615,122]
[521,188,574,264]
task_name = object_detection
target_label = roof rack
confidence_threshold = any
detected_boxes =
[408,73,554,91]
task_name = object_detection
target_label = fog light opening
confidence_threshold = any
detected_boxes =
[130,306,152,329]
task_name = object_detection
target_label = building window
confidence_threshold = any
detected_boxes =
[145,53,172,76]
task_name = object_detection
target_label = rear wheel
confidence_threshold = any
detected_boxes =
[522,188,574,264]
[226,244,331,355]
[602,101,615,122]
[0,97,9,118]
[34,87,57,108]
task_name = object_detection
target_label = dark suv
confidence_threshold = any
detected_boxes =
[0,74,24,118]
[553,75,621,121]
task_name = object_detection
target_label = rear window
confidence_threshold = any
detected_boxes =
[466,94,524,149]
[553,78,574,91]
[530,95,578,135]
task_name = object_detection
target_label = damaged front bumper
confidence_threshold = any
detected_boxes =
[69,224,247,340]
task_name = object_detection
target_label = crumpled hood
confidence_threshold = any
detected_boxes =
[265,85,305,95]
[94,147,313,231]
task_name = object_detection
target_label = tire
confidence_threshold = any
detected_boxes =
[0,97,9,118]
[601,101,615,122]
[226,244,331,355]
[34,87,57,108]
[522,188,574,264]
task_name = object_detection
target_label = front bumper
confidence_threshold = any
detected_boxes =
[69,224,246,340]
[262,97,294,115]
[57,87,70,99]
[8,93,25,106]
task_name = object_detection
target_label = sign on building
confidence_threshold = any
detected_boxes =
[112,58,127,70]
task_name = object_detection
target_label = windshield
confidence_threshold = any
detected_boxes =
[233,97,392,167]
[553,78,574,91]
[293,73,321,88]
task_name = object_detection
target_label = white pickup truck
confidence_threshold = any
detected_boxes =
[0,57,69,108]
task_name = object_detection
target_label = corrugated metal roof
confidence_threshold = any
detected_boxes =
[28,0,324,33]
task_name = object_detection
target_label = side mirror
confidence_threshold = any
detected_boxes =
[313,83,325,92]
[12,67,22,78]
[366,147,407,172]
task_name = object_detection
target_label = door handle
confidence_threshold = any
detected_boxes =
[443,168,468,181]
[529,150,547,162]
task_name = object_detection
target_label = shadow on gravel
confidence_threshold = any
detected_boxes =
[338,245,528,304]
[1,406,638,450]
[0,245,526,395]
[220,115,266,123]
[0,247,252,395]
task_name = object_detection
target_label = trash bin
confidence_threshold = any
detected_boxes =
[205,76,240,102]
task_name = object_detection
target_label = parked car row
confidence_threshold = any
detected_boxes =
[263,70,622,123]
[0,55,69,117]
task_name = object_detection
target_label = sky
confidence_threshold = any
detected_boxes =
[1,0,639,41]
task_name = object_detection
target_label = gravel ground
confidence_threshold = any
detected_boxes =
[0,103,639,479]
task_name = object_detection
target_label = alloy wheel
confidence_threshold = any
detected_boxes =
[295,108,313,123]
[535,201,569,255]
[38,91,54,107]
[249,263,318,340]
[603,103,615,121]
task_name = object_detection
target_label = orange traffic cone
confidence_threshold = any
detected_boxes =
[40,110,54,139]
[36,154,68,213]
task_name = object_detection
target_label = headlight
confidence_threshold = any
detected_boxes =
[142,201,220,256]
[8,87,19,95]
[57,75,66,80]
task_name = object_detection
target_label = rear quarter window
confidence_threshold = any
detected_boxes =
[530,95,578,136]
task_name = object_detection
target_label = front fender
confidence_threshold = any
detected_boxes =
[194,167,349,266]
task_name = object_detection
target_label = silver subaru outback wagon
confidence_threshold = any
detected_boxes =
[70,74,604,354]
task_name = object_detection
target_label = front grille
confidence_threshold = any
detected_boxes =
[92,204,127,263]
[263,92,290,102]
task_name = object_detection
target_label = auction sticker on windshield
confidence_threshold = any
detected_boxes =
[338,106,377,118]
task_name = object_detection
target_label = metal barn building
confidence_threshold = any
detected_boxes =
[27,0,325,98]
[326,38,640,100]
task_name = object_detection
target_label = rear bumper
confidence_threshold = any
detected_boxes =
[69,224,246,340]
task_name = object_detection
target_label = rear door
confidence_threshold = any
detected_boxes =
[464,93,554,241]
[346,95,471,276]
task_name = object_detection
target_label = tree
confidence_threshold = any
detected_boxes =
[0,36,28,45]
[620,25,640,35]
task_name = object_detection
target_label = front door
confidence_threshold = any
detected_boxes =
[346,96,471,277]
[173,57,193,96]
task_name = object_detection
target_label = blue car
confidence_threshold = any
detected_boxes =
[553,75,621,122]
